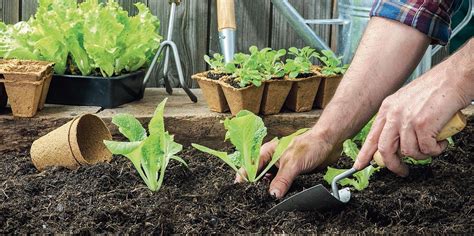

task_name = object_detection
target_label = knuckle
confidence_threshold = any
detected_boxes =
[413,117,428,130]
[273,177,291,188]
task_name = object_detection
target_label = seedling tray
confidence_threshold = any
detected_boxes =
[46,70,146,108]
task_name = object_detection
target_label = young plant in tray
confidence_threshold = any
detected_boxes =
[218,50,267,115]
[284,46,319,79]
[192,110,307,182]
[248,46,287,80]
[313,50,349,109]
[283,46,322,112]
[316,50,349,76]
[0,0,162,77]
[203,53,235,80]
[104,98,187,192]
[226,52,265,88]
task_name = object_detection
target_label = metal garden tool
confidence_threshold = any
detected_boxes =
[143,0,197,102]
[268,111,467,214]
[217,0,237,63]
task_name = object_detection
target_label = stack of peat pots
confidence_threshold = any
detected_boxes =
[0,59,54,117]
[194,65,343,116]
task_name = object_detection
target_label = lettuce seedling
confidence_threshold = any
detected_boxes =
[248,46,287,79]
[104,98,187,192]
[324,118,380,191]
[229,51,265,88]
[204,53,234,74]
[192,110,307,182]
[284,46,318,79]
[316,50,349,76]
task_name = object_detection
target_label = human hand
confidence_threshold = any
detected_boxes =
[235,131,341,199]
[353,61,472,176]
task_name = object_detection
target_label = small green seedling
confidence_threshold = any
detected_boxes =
[192,110,307,182]
[316,50,348,76]
[204,53,234,74]
[324,118,380,191]
[104,98,187,192]
[249,46,287,79]
[284,46,318,79]
[229,51,264,88]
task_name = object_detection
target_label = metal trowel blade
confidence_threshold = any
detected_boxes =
[267,184,351,214]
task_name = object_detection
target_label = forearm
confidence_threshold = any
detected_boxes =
[311,17,430,144]
[444,38,474,104]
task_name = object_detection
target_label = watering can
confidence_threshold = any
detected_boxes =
[272,0,473,81]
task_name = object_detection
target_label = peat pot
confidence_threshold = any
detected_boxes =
[219,78,264,116]
[260,78,293,115]
[0,59,54,117]
[314,74,343,109]
[192,72,229,113]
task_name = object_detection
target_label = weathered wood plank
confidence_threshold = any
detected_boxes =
[21,0,36,20]
[117,0,147,16]
[208,0,272,55]
[147,0,208,88]
[271,0,333,51]
[2,0,20,24]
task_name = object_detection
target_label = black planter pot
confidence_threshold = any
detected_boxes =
[0,82,7,110]
[46,70,146,108]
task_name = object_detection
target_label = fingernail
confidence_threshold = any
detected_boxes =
[270,189,280,199]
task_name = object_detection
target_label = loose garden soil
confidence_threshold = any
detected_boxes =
[206,72,227,81]
[1,120,473,234]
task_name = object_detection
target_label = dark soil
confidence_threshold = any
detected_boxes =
[1,121,473,234]
[206,71,228,80]
[223,76,244,89]
[296,72,315,79]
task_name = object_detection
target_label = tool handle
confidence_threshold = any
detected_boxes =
[373,111,467,167]
[217,0,236,31]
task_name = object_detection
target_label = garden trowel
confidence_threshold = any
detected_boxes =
[268,111,467,214]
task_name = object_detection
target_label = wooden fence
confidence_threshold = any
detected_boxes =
[0,0,336,88]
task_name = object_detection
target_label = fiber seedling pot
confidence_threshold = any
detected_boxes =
[285,74,322,112]
[192,72,229,113]
[219,79,264,116]
[260,78,293,115]
[0,59,54,117]
[314,74,343,109]
[30,114,113,171]
[38,69,54,110]
[2,80,43,117]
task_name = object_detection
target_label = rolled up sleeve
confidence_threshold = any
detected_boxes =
[370,0,461,45]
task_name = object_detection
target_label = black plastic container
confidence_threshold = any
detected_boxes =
[0,82,7,110]
[46,70,146,108]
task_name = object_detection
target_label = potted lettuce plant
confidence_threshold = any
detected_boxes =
[218,52,265,115]
[249,47,293,115]
[0,0,162,108]
[314,50,348,108]
[284,47,323,112]
[192,53,232,113]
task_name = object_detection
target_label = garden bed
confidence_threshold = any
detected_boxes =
[1,119,472,234]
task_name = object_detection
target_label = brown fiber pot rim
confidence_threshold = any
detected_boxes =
[192,71,230,83]
[0,59,54,76]
[218,78,263,91]
[285,65,323,82]
[69,114,113,165]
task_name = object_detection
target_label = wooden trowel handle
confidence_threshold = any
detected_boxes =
[373,111,467,167]
[217,0,236,31]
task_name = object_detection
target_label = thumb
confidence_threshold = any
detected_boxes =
[269,162,298,199]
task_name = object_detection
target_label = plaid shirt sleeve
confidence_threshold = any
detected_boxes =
[370,0,462,45]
